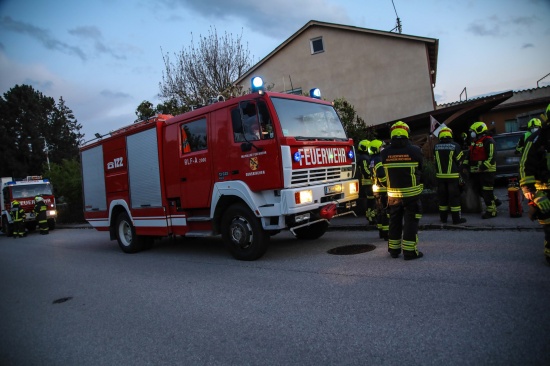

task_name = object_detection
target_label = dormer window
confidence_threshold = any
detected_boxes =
[310,37,324,54]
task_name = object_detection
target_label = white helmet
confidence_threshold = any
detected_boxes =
[35,196,44,202]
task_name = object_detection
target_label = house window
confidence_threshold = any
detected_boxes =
[310,37,324,54]
[504,119,518,132]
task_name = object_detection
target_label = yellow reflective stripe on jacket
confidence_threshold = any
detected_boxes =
[387,185,424,197]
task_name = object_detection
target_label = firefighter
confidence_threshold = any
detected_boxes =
[34,196,49,235]
[515,118,542,155]
[357,139,376,225]
[519,104,550,264]
[368,139,389,240]
[10,200,26,238]
[433,127,467,224]
[463,121,498,219]
[381,121,424,260]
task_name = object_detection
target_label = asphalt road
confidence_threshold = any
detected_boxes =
[0,228,549,365]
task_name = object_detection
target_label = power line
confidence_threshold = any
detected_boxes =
[390,0,402,33]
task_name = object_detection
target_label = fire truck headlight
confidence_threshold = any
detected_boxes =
[47,210,57,217]
[347,150,355,159]
[295,190,313,204]
[349,182,358,194]
[309,88,321,99]
[251,76,264,92]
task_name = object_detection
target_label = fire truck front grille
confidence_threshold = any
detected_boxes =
[291,167,342,186]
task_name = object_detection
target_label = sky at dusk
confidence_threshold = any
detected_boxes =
[1,0,549,140]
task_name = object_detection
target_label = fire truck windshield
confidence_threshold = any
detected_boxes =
[270,97,348,140]
[11,183,53,198]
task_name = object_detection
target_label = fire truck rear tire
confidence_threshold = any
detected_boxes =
[115,212,147,253]
[292,221,328,240]
[221,203,269,261]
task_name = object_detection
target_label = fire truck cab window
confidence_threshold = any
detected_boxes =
[232,101,273,142]
[181,118,207,154]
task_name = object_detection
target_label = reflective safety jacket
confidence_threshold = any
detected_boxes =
[369,153,387,193]
[381,139,424,198]
[433,138,464,179]
[357,151,372,186]
[464,135,496,173]
[519,125,550,192]
[10,206,26,222]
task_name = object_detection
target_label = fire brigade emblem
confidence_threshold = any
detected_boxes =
[249,157,259,171]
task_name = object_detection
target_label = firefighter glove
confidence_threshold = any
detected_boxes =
[521,185,535,201]
[534,192,550,213]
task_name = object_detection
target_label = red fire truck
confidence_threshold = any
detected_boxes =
[1,176,57,236]
[80,77,359,260]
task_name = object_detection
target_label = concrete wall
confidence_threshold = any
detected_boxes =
[239,25,435,126]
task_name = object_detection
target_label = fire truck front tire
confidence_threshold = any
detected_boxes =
[292,221,328,240]
[221,203,269,261]
[115,212,152,253]
[2,216,13,237]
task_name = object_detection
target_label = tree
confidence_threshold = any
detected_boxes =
[333,97,374,145]
[135,100,155,121]
[0,85,83,178]
[159,26,252,108]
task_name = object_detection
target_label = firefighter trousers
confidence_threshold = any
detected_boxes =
[470,172,497,217]
[387,195,422,257]
[373,192,389,238]
[364,184,376,224]
[437,178,462,222]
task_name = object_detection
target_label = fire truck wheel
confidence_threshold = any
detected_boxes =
[2,216,14,237]
[221,203,269,261]
[292,221,328,240]
[115,212,145,253]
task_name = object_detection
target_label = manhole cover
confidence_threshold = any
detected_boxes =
[327,244,376,255]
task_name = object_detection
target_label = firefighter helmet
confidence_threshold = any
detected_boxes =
[527,118,542,129]
[358,139,370,153]
[11,200,19,206]
[438,127,453,139]
[469,121,487,135]
[390,121,410,139]
[368,139,383,155]
[35,196,43,203]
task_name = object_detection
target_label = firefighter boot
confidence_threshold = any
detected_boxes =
[451,211,467,225]
[482,201,497,219]
[439,211,448,224]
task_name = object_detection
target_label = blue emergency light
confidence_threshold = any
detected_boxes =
[251,76,264,92]
[347,150,355,160]
[309,88,321,99]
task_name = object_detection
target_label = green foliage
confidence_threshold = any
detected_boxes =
[135,100,156,121]
[421,158,437,190]
[0,85,83,178]
[333,97,376,145]
[44,159,82,205]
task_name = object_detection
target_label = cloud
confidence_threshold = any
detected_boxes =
[522,43,534,49]
[0,16,87,61]
[69,26,126,60]
[158,0,350,39]
[100,90,132,99]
